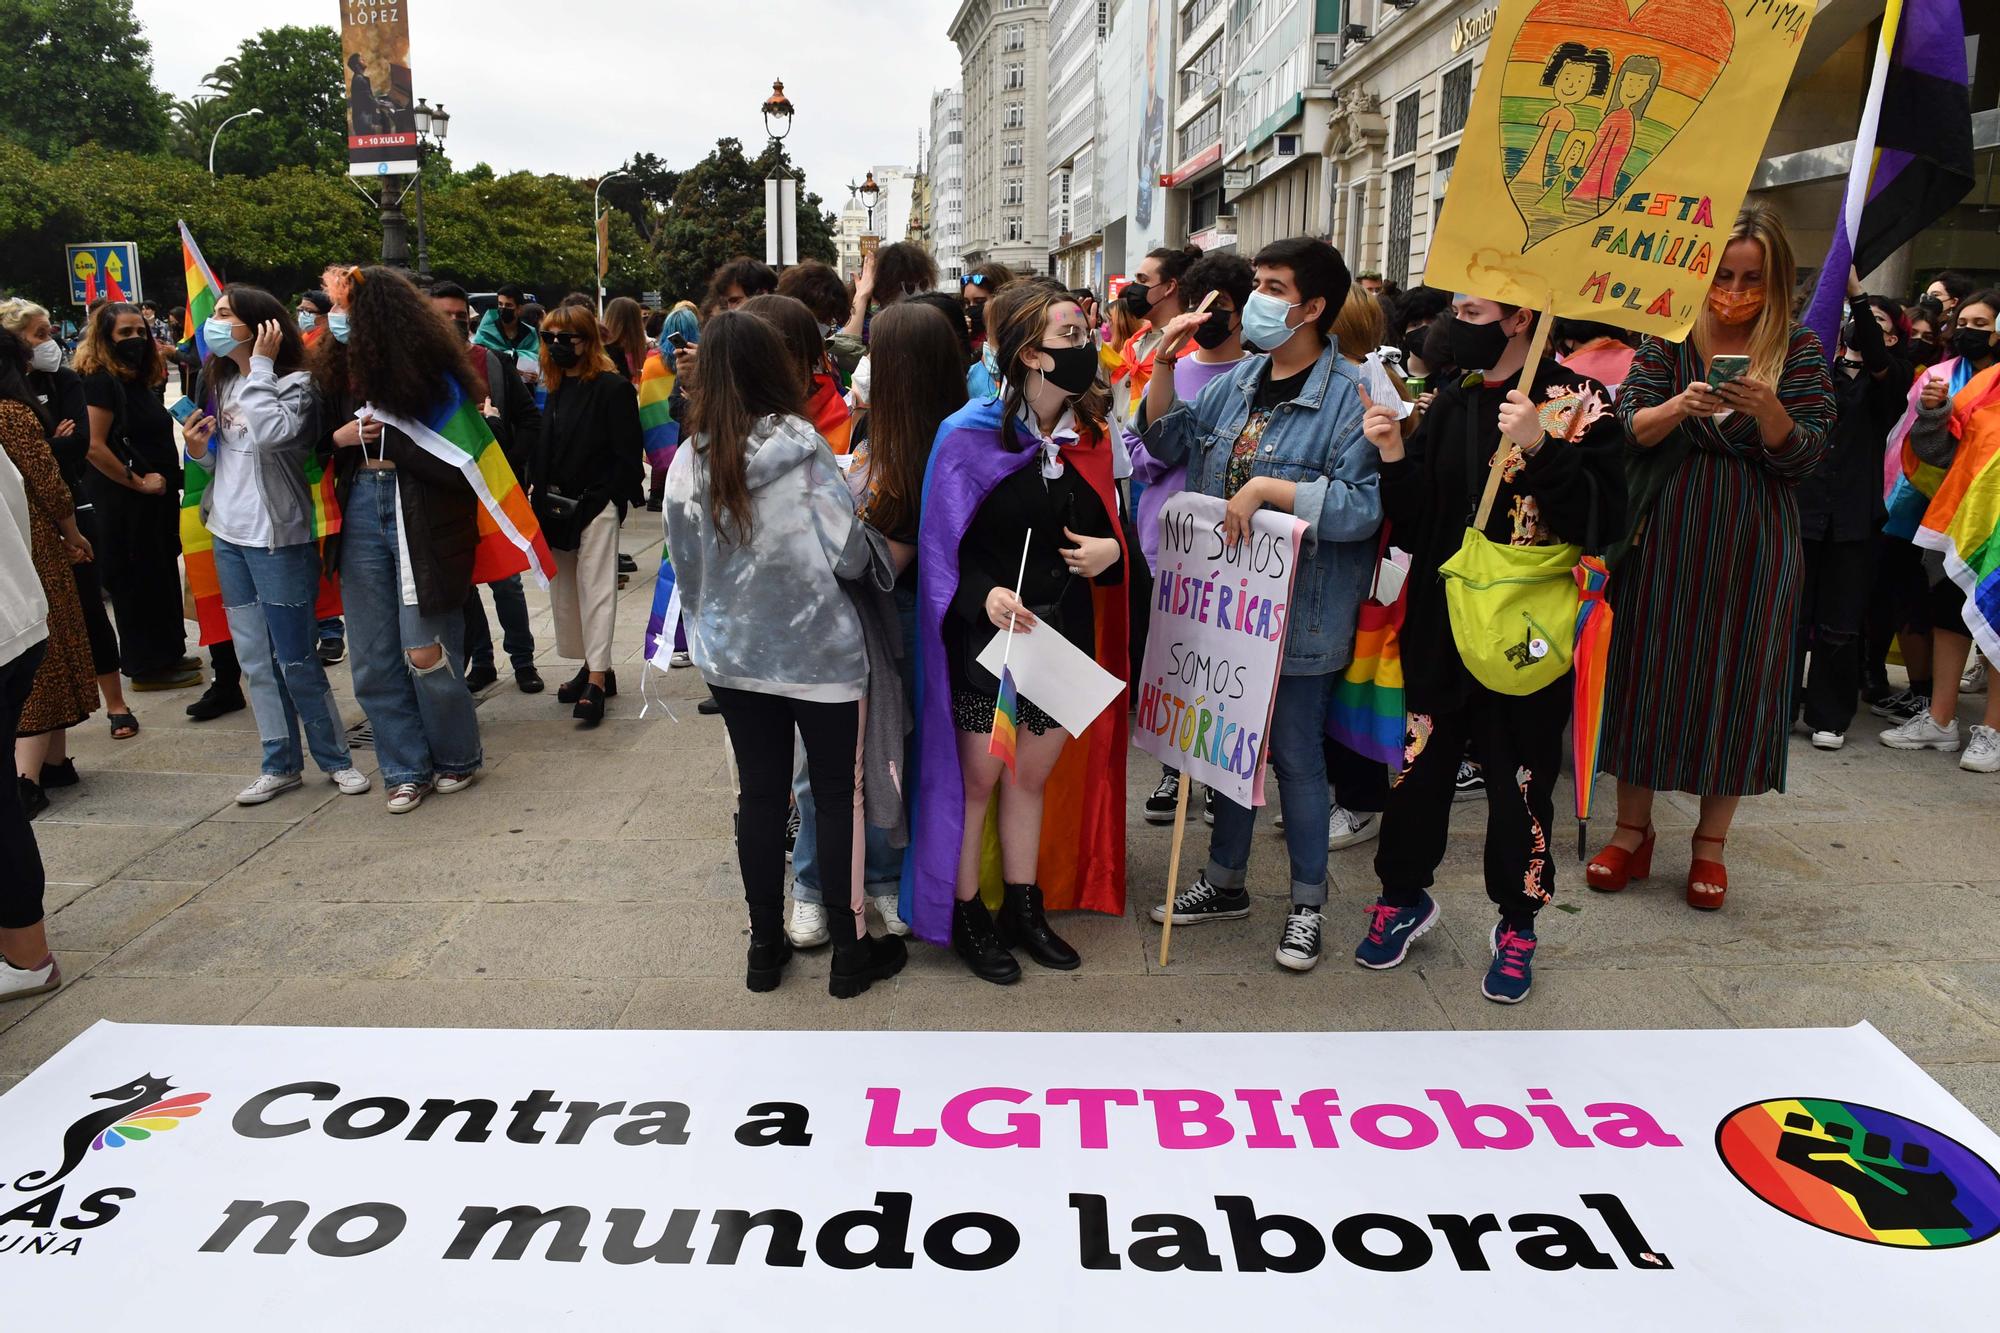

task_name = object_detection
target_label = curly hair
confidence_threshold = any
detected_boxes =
[313,265,476,418]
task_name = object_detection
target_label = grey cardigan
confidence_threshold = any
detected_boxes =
[186,355,322,549]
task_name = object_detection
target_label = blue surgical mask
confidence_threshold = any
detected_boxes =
[981,342,999,381]
[298,310,318,332]
[1240,291,1302,352]
[328,311,350,344]
[203,316,241,359]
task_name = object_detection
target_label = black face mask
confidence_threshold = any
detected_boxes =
[1034,342,1099,396]
[111,338,150,370]
[546,344,580,368]
[1399,326,1430,362]
[968,303,985,337]
[1121,282,1155,317]
[1950,327,1996,365]
[498,307,518,326]
[1448,317,1513,373]
[1193,312,1237,350]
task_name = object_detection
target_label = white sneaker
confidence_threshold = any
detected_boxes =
[1962,724,2000,773]
[235,772,302,805]
[873,894,912,937]
[329,767,372,795]
[1963,654,1987,694]
[0,953,60,1002]
[434,770,477,794]
[787,900,831,948]
[1810,730,1845,751]
[669,650,692,669]
[385,781,433,814]
[1327,804,1381,850]
[1880,712,1961,752]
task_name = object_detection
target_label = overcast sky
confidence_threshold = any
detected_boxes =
[132,1,961,211]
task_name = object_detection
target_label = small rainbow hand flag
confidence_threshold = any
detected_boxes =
[988,665,1020,777]
[638,348,678,473]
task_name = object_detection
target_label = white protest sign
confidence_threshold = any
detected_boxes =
[974,620,1124,739]
[3,1022,1996,1326]
[1134,492,1306,806]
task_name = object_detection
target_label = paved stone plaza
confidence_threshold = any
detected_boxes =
[4,517,1997,1128]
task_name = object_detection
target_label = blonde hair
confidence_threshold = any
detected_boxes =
[1331,287,1386,362]
[1695,203,1796,386]
[0,299,51,335]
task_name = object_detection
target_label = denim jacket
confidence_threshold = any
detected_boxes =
[1138,338,1381,675]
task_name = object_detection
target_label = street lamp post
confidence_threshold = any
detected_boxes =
[762,79,799,270]
[593,169,631,317]
[859,171,881,236]
[207,107,264,178]
[406,99,450,279]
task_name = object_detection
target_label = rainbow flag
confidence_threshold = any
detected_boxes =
[1914,364,2000,663]
[1099,322,1156,416]
[642,542,681,669]
[367,378,556,588]
[1326,603,1405,767]
[988,665,1020,777]
[180,458,342,645]
[179,220,221,358]
[638,348,678,473]
[807,372,852,455]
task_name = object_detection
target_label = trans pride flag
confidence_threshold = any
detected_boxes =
[638,348,678,473]
[1914,364,2000,663]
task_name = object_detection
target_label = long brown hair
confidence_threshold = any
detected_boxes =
[1330,286,1386,362]
[73,301,163,384]
[989,280,1108,451]
[1694,204,1798,386]
[313,266,477,417]
[601,296,647,377]
[206,284,307,394]
[862,303,966,537]
[687,310,806,545]
[537,302,615,393]
[740,294,824,399]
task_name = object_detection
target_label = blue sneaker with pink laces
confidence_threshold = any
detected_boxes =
[1353,891,1439,970]
[1483,922,1538,1003]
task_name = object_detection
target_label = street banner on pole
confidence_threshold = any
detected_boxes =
[765,178,782,267]
[1426,0,1817,341]
[780,178,800,267]
[1134,493,1304,809]
[4,1022,1996,1324]
[63,242,141,308]
[341,2,419,177]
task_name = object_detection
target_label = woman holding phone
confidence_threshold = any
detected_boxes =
[180,286,368,806]
[1593,205,1834,909]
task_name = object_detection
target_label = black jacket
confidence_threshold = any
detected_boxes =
[320,386,482,616]
[467,346,542,481]
[1381,360,1628,713]
[1798,295,1911,542]
[533,370,643,529]
[28,366,88,488]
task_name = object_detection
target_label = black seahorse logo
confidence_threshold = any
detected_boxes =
[14,1072,176,1191]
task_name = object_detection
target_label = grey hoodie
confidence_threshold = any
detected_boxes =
[187,354,322,550]
[664,413,868,701]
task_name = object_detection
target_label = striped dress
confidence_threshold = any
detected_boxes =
[1602,327,1834,795]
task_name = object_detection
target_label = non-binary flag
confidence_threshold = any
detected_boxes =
[179,220,222,359]
[1804,0,1974,349]
[988,665,1020,778]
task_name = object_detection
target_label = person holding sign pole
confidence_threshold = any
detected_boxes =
[1138,238,1381,973]
[911,280,1128,984]
[1353,296,1627,1002]
[1594,206,1834,911]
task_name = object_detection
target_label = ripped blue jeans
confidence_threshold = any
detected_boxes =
[213,537,352,777]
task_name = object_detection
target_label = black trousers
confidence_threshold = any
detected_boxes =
[69,506,120,676]
[1865,533,1931,696]
[1325,733,1390,815]
[88,481,186,676]
[711,686,861,947]
[1,642,49,930]
[1795,536,1873,734]
[1375,679,1571,928]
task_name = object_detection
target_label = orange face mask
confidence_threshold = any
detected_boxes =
[1707,286,1765,327]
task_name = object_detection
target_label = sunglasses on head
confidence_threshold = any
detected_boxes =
[965,275,990,287]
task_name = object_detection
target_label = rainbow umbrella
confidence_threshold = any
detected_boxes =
[1571,555,1614,859]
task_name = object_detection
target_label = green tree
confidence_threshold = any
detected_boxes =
[651,138,838,302]
[172,25,345,176]
[0,0,170,156]
[602,152,681,244]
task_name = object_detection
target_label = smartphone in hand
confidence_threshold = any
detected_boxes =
[168,396,198,424]
[1705,355,1751,389]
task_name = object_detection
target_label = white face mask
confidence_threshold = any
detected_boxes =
[29,339,62,373]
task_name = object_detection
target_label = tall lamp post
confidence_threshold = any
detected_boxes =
[762,79,798,270]
[407,98,450,280]
[207,107,263,178]
[593,170,631,317]
[859,171,881,235]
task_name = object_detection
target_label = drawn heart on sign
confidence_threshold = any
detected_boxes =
[1500,0,1736,250]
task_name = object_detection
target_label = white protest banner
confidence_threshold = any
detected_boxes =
[3,1023,1996,1325]
[975,620,1124,739]
[1134,492,1306,807]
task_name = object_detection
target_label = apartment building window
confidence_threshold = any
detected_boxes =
[1177,104,1221,160]
[1005,217,1024,241]
[1179,37,1223,101]
[1438,62,1473,140]
[1004,140,1024,166]
[1180,0,1220,38]
[1392,91,1421,159]
[1347,180,1368,267]
[1004,179,1025,205]
[1002,0,1026,9]
[1387,165,1414,287]
[1004,24,1026,52]
[1432,147,1456,228]
[1004,63,1026,90]
[1004,102,1025,129]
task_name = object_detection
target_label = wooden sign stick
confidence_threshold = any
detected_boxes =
[1156,288,1221,360]
[1158,774,1191,967]
[1472,292,1557,531]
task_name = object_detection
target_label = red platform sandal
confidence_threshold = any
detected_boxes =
[1586,821,1655,892]
[1687,834,1728,911]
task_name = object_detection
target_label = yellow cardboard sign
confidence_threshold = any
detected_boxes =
[1426,0,1817,340]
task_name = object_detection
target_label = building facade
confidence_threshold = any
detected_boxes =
[1170,0,1231,251]
[1219,0,1339,258]
[949,0,1053,272]
[836,165,918,281]
[929,87,968,284]
[1047,0,1103,288]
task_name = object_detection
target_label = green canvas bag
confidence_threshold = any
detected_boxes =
[1437,526,1581,696]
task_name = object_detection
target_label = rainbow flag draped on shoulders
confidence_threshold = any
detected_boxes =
[638,348,678,473]
[365,377,556,588]
[176,220,342,645]
[1914,364,2000,663]
[807,372,853,455]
